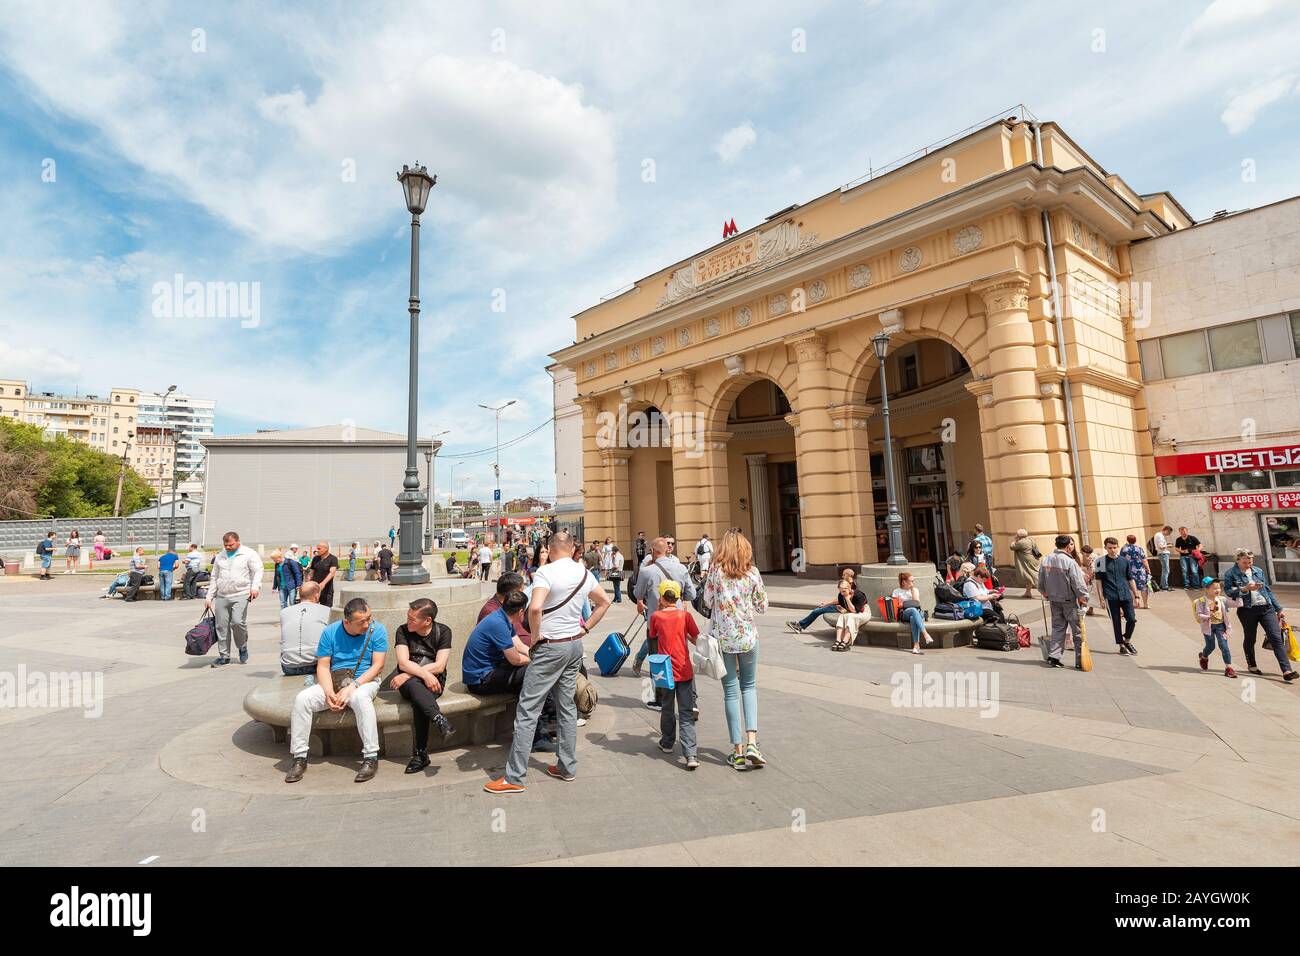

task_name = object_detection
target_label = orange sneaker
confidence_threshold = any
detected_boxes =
[483,777,526,794]
[546,765,575,782]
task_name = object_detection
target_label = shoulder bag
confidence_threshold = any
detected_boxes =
[331,623,375,693]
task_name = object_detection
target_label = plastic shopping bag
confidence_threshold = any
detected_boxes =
[689,634,725,680]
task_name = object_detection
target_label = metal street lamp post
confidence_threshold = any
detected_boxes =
[422,431,448,553]
[112,430,135,517]
[478,400,515,542]
[155,385,176,553]
[872,331,908,565]
[391,162,436,586]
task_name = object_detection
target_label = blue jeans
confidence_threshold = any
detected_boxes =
[1180,555,1197,588]
[159,569,174,600]
[721,648,759,746]
[1203,623,1232,665]
[346,561,355,581]
[106,574,127,596]
[798,603,837,629]
[611,576,622,602]
[281,662,315,677]
[279,586,297,609]
[1159,552,1170,590]
[900,606,926,646]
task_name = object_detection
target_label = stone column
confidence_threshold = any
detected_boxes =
[832,403,878,564]
[600,447,632,554]
[971,276,1058,566]
[697,429,733,539]
[786,331,846,574]
[745,453,773,572]
[577,396,610,541]
[665,371,710,544]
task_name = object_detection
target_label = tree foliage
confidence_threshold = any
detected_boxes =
[0,419,154,518]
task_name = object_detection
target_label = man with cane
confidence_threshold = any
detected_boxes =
[1037,535,1089,670]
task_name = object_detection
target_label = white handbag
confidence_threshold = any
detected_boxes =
[690,634,725,680]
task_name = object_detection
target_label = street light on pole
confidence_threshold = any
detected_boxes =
[155,385,176,553]
[112,430,135,517]
[423,430,449,553]
[391,162,436,586]
[478,400,516,542]
[872,331,908,565]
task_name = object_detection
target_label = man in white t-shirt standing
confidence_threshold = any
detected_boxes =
[694,534,713,573]
[1152,525,1173,592]
[477,542,493,581]
[486,531,610,794]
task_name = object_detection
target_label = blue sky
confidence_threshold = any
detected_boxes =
[1,0,1298,505]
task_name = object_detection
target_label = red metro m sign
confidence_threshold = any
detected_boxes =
[722,218,738,238]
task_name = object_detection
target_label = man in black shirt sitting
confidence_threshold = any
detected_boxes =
[389,598,454,774]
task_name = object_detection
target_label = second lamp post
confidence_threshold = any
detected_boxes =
[872,330,908,565]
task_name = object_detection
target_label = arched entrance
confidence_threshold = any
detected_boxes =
[622,405,677,541]
[851,338,986,568]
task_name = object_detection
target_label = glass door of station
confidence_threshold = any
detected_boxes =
[1262,514,1300,584]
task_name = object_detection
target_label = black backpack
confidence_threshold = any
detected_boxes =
[934,579,964,605]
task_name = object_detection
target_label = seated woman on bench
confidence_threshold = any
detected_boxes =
[832,578,871,652]
[959,562,1006,623]
[785,568,859,634]
[893,571,934,655]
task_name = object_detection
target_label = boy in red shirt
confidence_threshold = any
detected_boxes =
[649,581,700,770]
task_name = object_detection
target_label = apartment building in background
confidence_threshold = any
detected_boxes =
[0,379,215,498]
[138,389,216,496]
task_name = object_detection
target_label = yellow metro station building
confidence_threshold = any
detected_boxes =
[550,115,1193,578]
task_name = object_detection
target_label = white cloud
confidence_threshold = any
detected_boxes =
[1220,75,1298,134]
[714,121,757,163]
[1183,0,1287,43]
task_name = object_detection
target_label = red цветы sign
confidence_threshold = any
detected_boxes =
[1155,444,1300,477]
[1210,493,1272,510]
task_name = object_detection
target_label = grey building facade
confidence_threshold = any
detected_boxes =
[201,425,439,548]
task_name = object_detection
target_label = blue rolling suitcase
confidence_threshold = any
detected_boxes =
[595,614,644,677]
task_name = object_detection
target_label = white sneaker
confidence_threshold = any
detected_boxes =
[576,717,588,727]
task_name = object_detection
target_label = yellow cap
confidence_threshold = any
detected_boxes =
[658,579,680,600]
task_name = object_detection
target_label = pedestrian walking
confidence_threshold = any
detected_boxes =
[649,580,701,770]
[702,529,769,771]
[1193,577,1239,679]
[1037,535,1089,669]
[484,531,611,794]
[1222,547,1298,681]
[279,546,303,608]
[1096,537,1139,656]
[1010,529,1041,599]
[604,544,623,602]
[206,531,263,667]
[1120,534,1152,609]
[35,531,55,579]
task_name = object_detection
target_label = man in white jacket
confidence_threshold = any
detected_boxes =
[206,530,263,667]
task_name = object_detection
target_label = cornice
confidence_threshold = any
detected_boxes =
[1064,365,1143,396]
[552,162,1173,370]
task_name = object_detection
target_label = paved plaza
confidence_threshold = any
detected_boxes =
[2,573,1299,866]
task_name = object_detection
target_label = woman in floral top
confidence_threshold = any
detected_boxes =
[703,529,769,772]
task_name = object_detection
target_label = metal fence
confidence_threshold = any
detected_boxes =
[0,516,191,555]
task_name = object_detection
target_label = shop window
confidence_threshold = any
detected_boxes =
[1161,474,1218,495]
[1291,312,1300,356]
[1275,470,1300,488]
[1160,330,1210,378]
[1207,320,1263,371]
[1221,471,1271,491]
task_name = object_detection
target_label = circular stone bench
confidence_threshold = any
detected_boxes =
[820,614,979,649]
[243,672,517,757]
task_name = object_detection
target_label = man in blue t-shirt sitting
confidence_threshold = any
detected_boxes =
[462,590,531,695]
[284,597,389,784]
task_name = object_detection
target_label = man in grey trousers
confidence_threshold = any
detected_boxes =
[205,530,263,667]
[484,531,611,795]
[1037,534,1089,670]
